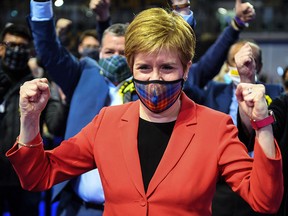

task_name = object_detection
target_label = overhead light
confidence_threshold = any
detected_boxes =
[55,0,64,7]
[10,10,18,17]
[277,66,284,76]
[218,7,227,15]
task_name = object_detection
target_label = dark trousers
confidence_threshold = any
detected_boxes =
[0,186,41,216]
[56,186,103,216]
[212,181,274,216]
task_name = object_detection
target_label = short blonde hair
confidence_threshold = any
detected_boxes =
[125,8,196,72]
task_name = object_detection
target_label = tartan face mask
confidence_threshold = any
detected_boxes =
[99,55,131,84]
[133,78,184,113]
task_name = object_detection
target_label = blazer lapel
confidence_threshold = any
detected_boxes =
[146,93,196,197]
[120,101,146,197]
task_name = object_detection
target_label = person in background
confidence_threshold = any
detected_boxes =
[6,7,283,215]
[55,18,78,55]
[29,0,131,215]
[57,19,101,61]
[77,29,100,61]
[282,66,288,93]
[0,23,67,216]
[236,48,288,216]
[89,0,111,40]
[182,0,256,102]
[208,41,283,216]
[204,40,283,124]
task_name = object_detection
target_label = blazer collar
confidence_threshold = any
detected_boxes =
[120,93,197,197]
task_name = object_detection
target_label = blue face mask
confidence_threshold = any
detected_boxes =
[223,73,232,84]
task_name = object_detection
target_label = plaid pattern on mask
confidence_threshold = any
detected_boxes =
[133,78,183,113]
[99,55,131,84]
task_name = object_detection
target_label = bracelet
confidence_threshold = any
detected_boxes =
[231,19,240,31]
[234,16,249,29]
[250,110,276,130]
[17,137,43,148]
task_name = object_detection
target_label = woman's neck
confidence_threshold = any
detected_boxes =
[139,98,181,123]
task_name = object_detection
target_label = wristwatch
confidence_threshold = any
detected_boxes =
[250,110,276,130]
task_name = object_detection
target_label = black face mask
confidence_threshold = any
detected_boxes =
[2,44,30,71]
[81,47,99,61]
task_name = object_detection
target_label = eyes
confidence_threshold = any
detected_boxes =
[103,49,125,56]
[136,64,175,73]
[1,41,30,49]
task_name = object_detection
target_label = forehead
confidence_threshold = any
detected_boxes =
[134,48,180,63]
[3,33,29,44]
[82,36,100,46]
[101,32,125,49]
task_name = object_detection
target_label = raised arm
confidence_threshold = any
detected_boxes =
[236,43,260,136]
[7,78,95,191]
[89,0,111,41]
[186,0,255,89]
[18,78,50,145]
[28,0,82,102]
[235,44,275,157]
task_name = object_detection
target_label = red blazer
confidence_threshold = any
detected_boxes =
[7,93,283,216]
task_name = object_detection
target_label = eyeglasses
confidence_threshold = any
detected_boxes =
[0,41,30,49]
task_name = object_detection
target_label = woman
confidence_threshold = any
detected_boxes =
[6,8,283,216]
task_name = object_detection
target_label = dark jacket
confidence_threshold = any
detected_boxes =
[0,65,68,187]
[234,93,288,216]
[205,81,284,216]
[266,94,288,216]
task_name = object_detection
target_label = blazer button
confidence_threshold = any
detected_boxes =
[140,199,146,207]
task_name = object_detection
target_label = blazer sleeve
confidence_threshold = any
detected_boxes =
[217,116,283,213]
[6,108,108,191]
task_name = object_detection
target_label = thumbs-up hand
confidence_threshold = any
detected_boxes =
[235,0,255,23]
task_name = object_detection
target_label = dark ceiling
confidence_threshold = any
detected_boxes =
[1,0,288,34]
[1,0,288,60]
